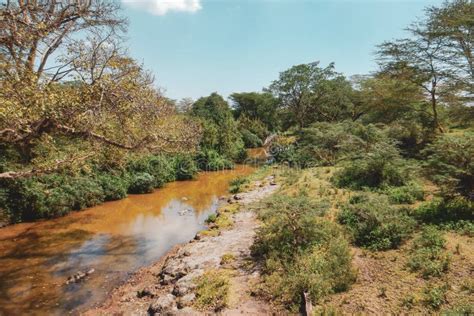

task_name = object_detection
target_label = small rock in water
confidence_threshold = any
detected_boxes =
[178,209,192,216]
[181,197,188,201]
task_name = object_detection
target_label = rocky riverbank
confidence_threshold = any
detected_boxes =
[85,174,279,315]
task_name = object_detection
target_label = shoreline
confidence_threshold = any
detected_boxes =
[85,173,278,315]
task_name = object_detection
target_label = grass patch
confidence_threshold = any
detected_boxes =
[407,226,450,278]
[229,176,250,194]
[337,193,415,250]
[194,269,231,312]
[220,253,236,265]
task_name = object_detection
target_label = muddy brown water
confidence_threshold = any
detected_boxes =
[0,166,254,315]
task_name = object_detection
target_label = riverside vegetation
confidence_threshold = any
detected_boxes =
[0,0,473,314]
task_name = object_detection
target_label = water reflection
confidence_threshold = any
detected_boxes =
[0,166,253,315]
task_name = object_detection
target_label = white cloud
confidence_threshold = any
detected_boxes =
[123,0,202,15]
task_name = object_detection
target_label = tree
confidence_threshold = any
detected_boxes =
[229,92,280,131]
[427,0,474,84]
[377,1,472,133]
[191,93,244,159]
[0,1,201,179]
[268,62,354,129]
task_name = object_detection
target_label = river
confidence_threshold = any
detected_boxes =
[0,165,254,315]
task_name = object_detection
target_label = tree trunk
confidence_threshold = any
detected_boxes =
[431,90,444,133]
[302,291,313,316]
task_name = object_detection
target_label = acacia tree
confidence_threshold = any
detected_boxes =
[427,0,474,83]
[377,0,473,133]
[0,1,201,178]
[268,62,354,129]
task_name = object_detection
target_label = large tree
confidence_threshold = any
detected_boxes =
[229,92,280,131]
[0,1,200,179]
[268,62,355,129]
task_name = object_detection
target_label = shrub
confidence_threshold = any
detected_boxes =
[240,129,263,148]
[205,213,217,224]
[333,142,407,189]
[97,173,128,201]
[127,154,175,188]
[423,132,473,200]
[338,194,415,250]
[194,270,231,311]
[423,283,448,310]
[407,226,450,278]
[173,154,198,180]
[229,177,249,194]
[196,149,234,171]
[128,172,154,194]
[252,194,330,261]
[262,236,355,308]
[386,181,424,204]
[415,197,473,225]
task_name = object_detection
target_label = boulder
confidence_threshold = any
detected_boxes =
[177,293,196,309]
[148,294,176,315]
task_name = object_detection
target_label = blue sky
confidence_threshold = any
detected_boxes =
[123,0,444,100]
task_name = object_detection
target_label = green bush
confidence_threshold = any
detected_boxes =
[252,194,331,260]
[228,177,249,194]
[415,197,473,225]
[407,226,450,278]
[252,194,354,309]
[338,194,415,250]
[128,172,155,194]
[262,236,355,308]
[196,149,234,171]
[240,129,263,148]
[333,142,407,189]
[6,174,106,220]
[423,132,473,200]
[194,270,231,311]
[97,173,128,201]
[173,154,198,180]
[423,283,448,310]
[386,181,424,204]
[127,154,176,188]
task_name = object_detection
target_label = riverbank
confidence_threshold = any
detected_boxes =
[86,172,279,315]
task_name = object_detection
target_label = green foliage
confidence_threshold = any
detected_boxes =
[422,283,448,310]
[415,197,473,225]
[230,92,280,131]
[333,142,407,189]
[338,194,415,250]
[229,176,249,194]
[173,154,198,180]
[407,226,450,278]
[422,132,474,200]
[5,174,106,221]
[194,270,231,311]
[97,174,128,201]
[192,93,245,160]
[196,149,234,171]
[128,172,154,194]
[126,155,176,188]
[240,129,263,148]
[205,213,217,224]
[386,181,424,204]
[252,193,354,308]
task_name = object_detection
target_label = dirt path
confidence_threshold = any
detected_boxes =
[85,176,278,315]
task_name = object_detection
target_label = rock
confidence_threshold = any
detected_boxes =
[183,250,191,257]
[178,209,192,216]
[270,181,277,186]
[227,198,234,204]
[219,195,227,200]
[194,233,201,241]
[177,293,196,309]
[86,268,95,275]
[181,197,188,201]
[137,288,154,298]
[233,194,242,200]
[161,260,190,280]
[148,294,176,315]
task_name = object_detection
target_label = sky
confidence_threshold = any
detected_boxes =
[122,0,445,100]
